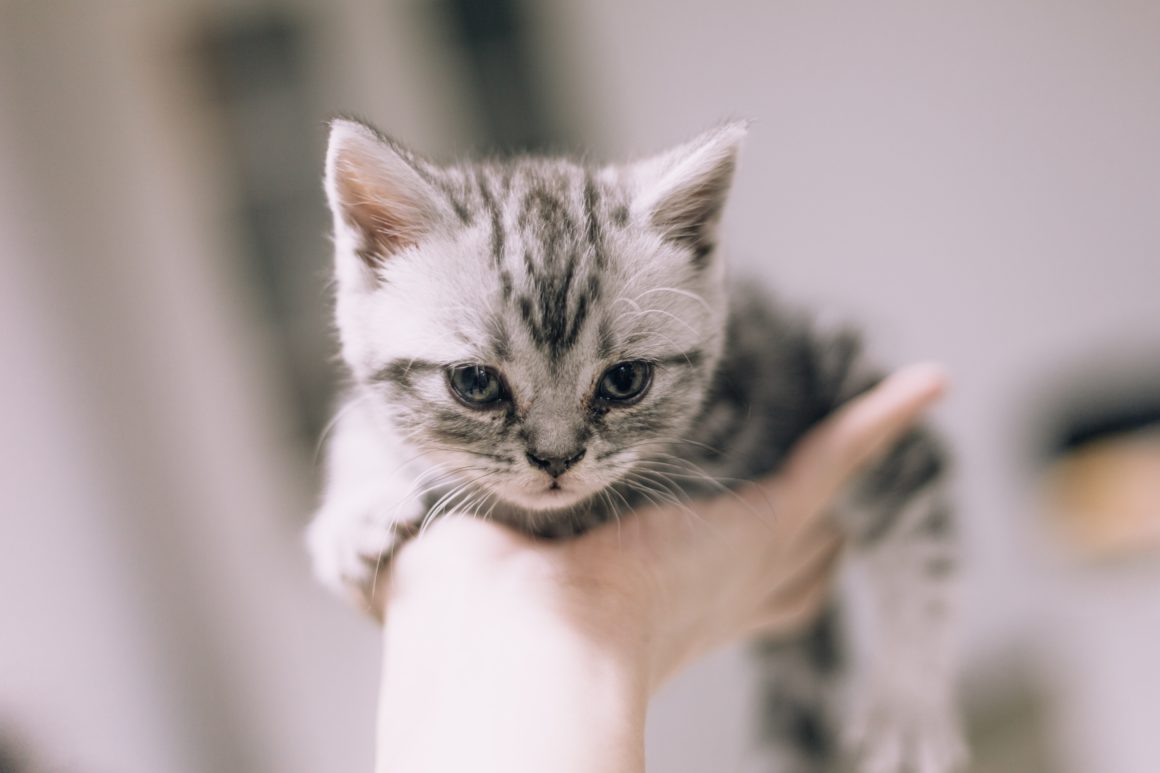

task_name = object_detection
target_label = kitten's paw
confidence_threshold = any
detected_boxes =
[844,689,967,773]
[305,505,410,610]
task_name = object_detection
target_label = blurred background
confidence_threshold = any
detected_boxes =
[1,1,1158,771]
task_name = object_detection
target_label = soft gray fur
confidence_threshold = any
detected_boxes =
[308,117,964,773]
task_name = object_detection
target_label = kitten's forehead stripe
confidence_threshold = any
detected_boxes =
[475,169,504,269]
[582,171,607,271]
[611,204,629,228]
[490,165,606,363]
[490,321,512,361]
[520,185,577,261]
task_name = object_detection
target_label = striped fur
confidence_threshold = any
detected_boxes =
[307,119,964,773]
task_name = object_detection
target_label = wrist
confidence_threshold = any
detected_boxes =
[376,517,651,773]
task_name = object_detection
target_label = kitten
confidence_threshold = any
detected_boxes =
[307,117,965,773]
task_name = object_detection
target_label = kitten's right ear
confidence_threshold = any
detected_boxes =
[325,119,445,283]
[629,122,747,267]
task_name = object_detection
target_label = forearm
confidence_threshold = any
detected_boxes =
[375,520,650,773]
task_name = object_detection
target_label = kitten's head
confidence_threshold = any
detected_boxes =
[324,118,744,517]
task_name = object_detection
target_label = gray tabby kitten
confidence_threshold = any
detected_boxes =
[307,117,964,773]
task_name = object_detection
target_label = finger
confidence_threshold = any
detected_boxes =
[723,527,842,639]
[780,362,948,501]
[764,525,843,596]
[763,533,841,604]
[745,556,838,637]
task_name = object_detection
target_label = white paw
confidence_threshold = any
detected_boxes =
[305,501,416,609]
[844,688,967,773]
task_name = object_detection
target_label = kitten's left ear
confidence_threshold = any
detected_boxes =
[630,121,747,265]
[324,118,448,287]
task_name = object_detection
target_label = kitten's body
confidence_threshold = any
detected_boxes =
[308,119,964,772]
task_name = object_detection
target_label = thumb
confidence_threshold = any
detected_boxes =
[778,362,949,503]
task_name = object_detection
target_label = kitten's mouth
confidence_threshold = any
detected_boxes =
[538,481,573,499]
[497,476,592,511]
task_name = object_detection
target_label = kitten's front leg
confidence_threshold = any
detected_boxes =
[840,431,966,773]
[306,395,428,610]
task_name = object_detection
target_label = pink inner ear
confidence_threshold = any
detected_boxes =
[334,154,422,268]
[633,123,745,267]
[652,156,734,237]
[649,153,736,266]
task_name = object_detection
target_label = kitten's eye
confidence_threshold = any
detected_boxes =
[597,361,653,404]
[448,364,507,407]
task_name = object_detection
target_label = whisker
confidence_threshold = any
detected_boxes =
[624,435,730,458]
[615,307,699,337]
[599,488,624,549]
[619,474,708,538]
[633,455,771,524]
[632,286,712,314]
[421,470,499,532]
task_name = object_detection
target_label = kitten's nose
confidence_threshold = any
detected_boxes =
[526,447,586,478]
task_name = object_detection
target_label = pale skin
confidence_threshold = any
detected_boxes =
[374,363,949,773]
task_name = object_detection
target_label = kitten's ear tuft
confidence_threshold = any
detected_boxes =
[631,121,747,266]
[324,118,444,274]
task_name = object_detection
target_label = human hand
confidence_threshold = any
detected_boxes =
[373,363,947,773]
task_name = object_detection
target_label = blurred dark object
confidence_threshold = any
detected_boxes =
[0,732,27,773]
[195,11,334,441]
[429,0,564,154]
[1036,369,1160,560]
[1047,397,1160,458]
[963,668,1057,773]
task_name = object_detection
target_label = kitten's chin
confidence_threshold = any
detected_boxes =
[498,482,595,513]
